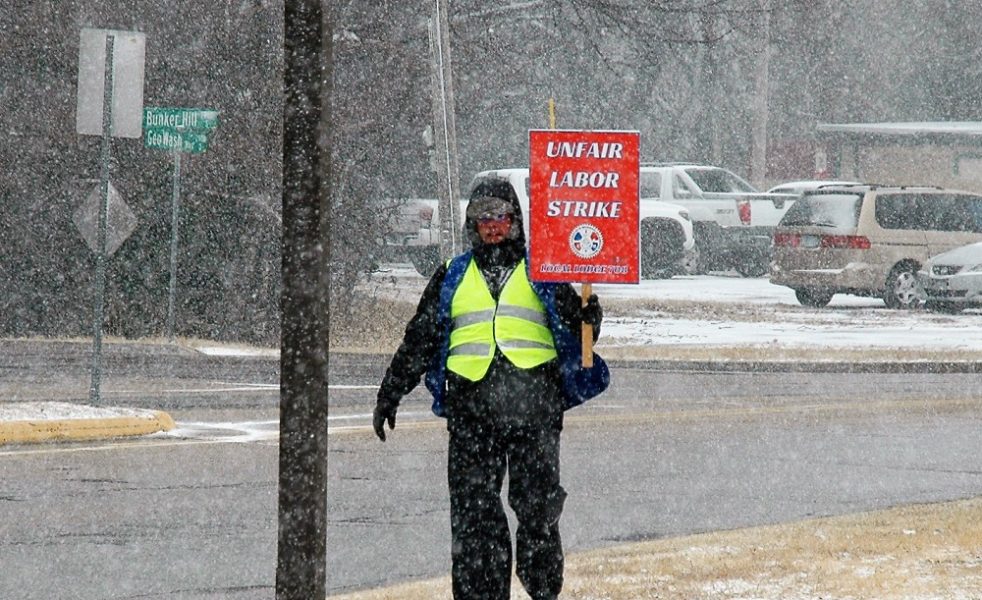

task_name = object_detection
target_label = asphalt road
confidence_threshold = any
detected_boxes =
[326,369,982,594]
[0,344,980,598]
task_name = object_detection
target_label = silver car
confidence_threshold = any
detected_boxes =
[918,241,982,312]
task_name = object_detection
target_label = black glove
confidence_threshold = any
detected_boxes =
[581,293,603,329]
[373,397,398,442]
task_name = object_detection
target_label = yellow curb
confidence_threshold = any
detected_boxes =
[0,411,175,445]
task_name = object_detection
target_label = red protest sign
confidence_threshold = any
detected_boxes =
[528,129,639,284]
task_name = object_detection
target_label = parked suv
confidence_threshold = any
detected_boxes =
[770,184,982,308]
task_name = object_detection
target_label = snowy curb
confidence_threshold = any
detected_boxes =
[0,402,175,445]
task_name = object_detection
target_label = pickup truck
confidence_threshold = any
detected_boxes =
[388,168,696,279]
[639,163,797,276]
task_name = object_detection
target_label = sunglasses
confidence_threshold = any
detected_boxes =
[477,213,512,224]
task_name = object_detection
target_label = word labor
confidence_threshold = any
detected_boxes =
[547,200,622,218]
[548,170,620,189]
[545,140,624,159]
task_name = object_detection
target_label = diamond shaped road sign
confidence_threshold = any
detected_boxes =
[73,182,138,256]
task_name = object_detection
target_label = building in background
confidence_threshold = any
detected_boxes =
[817,122,982,193]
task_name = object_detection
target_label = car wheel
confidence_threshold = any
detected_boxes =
[883,264,924,309]
[640,219,684,279]
[795,288,833,308]
[692,221,724,273]
[734,256,768,278]
[410,247,441,277]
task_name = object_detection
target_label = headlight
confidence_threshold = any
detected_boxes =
[678,209,690,222]
[968,263,982,273]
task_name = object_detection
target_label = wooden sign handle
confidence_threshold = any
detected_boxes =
[581,283,593,368]
[547,104,593,368]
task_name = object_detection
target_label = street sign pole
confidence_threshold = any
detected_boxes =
[142,109,219,340]
[167,144,182,342]
[89,33,115,406]
[77,27,144,406]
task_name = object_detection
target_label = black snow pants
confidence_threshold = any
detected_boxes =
[447,418,567,600]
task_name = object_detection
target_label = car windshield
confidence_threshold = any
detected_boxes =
[684,168,756,193]
[779,193,862,228]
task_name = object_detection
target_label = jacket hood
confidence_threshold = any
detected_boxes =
[465,177,526,250]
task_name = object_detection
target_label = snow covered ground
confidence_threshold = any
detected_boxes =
[594,275,982,352]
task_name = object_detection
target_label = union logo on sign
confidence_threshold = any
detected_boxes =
[569,224,604,258]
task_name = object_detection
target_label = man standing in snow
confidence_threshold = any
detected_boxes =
[373,176,608,599]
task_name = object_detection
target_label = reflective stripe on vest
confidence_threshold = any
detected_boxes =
[447,259,557,381]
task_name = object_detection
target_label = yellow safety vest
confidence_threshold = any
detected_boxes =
[447,259,558,381]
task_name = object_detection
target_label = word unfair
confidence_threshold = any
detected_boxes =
[546,141,624,159]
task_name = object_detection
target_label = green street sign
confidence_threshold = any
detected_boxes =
[144,128,210,154]
[144,107,219,132]
[143,107,218,154]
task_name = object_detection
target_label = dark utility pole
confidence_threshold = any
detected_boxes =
[276,1,331,598]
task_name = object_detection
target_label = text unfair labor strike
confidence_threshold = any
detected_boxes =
[543,138,630,217]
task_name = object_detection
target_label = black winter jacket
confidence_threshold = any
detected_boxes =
[377,248,598,430]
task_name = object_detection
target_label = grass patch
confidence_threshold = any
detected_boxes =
[329,293,415,353]
[602,298,782,323]
[327,496,982,600]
